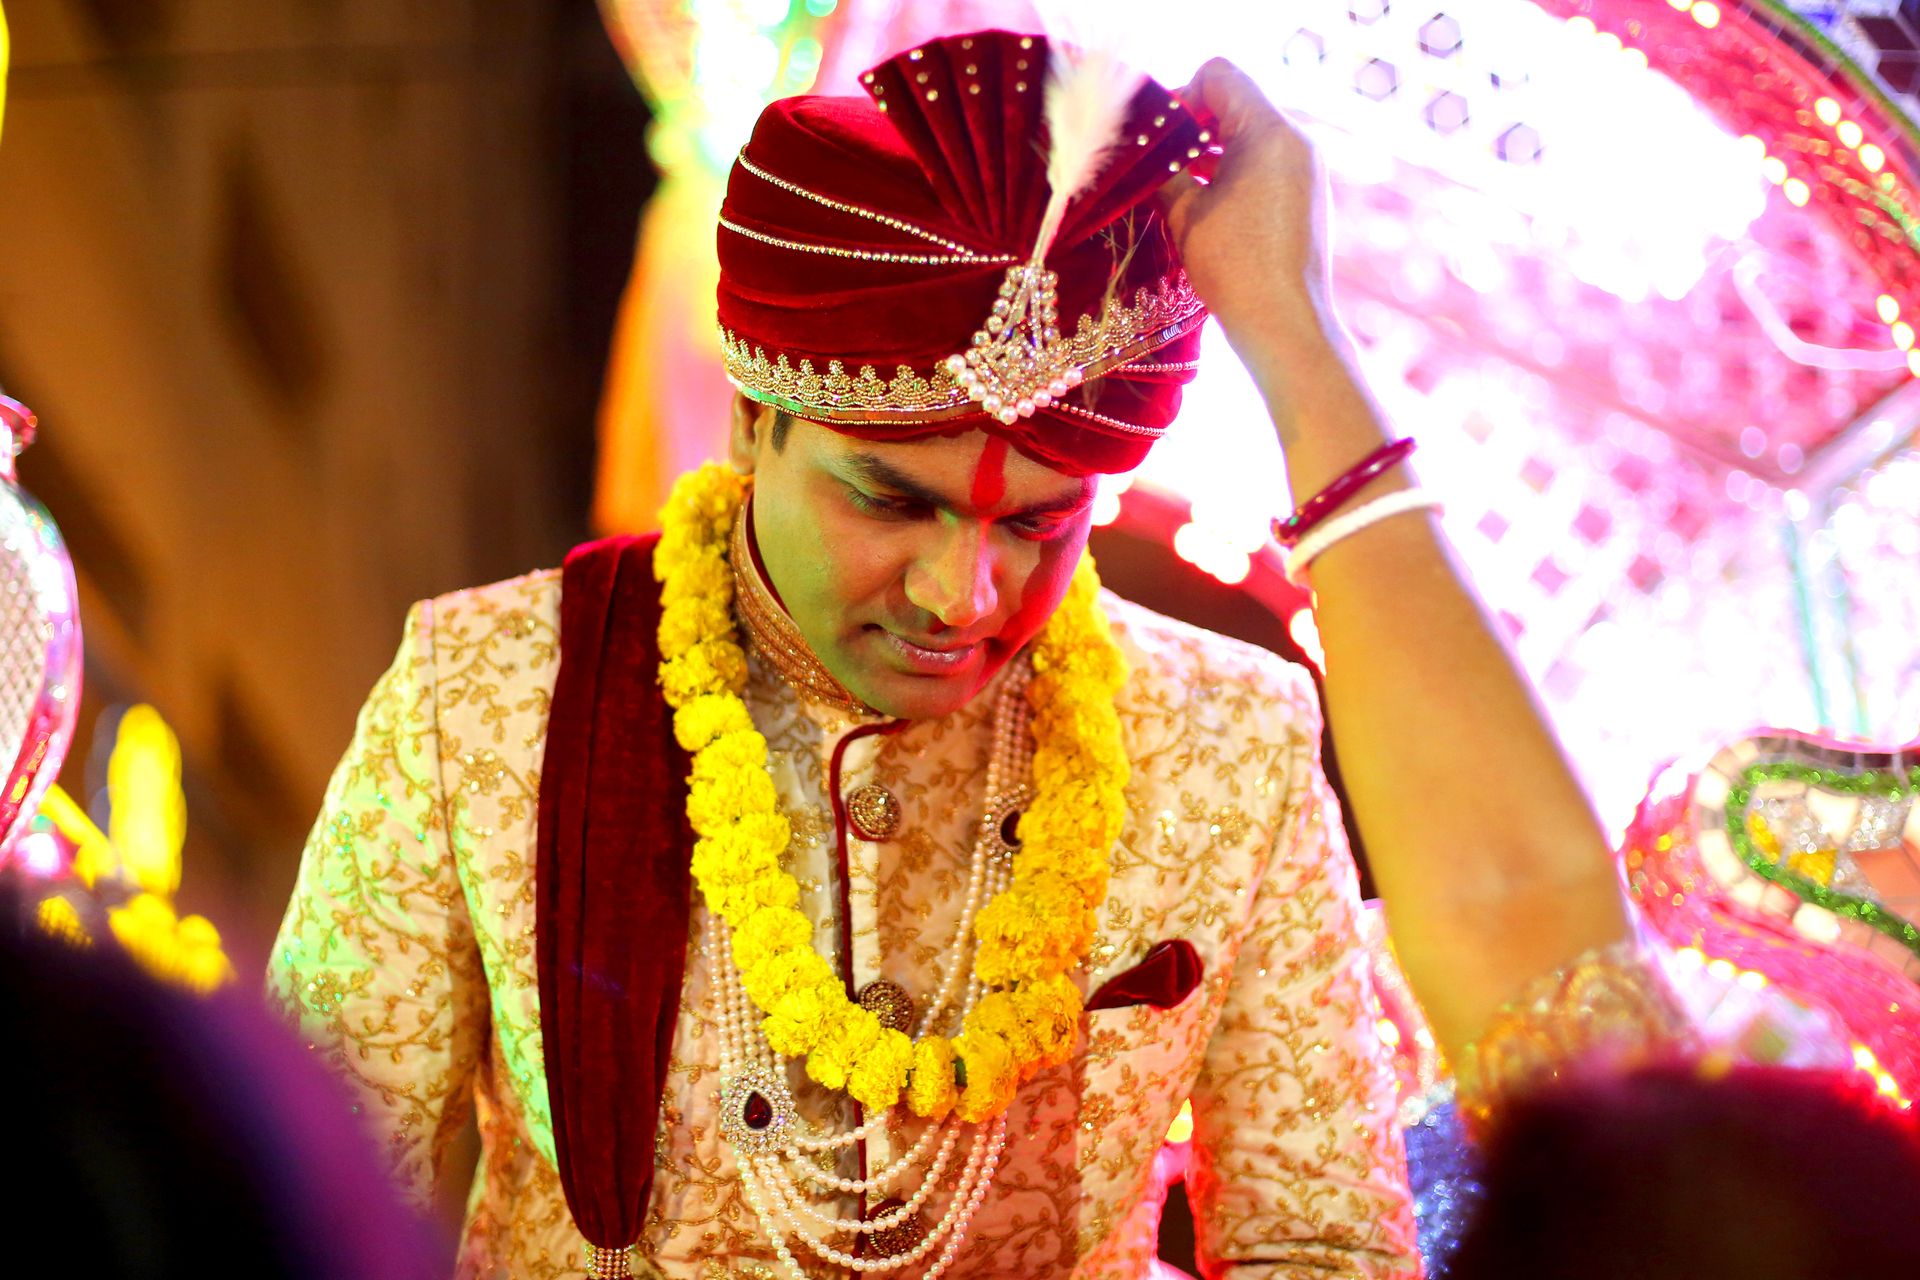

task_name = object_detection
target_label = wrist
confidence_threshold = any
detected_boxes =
[1241,323,1390,469]
[1212,283,1343,382]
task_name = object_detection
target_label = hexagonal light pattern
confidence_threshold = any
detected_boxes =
[1354,56,1401,99]
[1494,119,1541,160]
[1425,89,1471,132]
[1070,0,1920,824]
[1418,12,1465,57]
[1285,27,1329,65]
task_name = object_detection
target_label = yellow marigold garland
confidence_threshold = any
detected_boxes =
[655,463,1130,1123]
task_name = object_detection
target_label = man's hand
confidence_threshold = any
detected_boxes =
[1163,59,1334,366]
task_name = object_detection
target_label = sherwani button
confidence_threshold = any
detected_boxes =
[847,782,902,841]
[857,978,915,1032]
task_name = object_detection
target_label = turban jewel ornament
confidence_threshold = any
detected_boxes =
[715,30,1214,476]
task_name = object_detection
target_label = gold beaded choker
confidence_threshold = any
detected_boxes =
[730,500,874,718]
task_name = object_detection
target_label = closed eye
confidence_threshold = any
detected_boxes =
[847,482,1081,538]
[846,487,930,520]
[1005,513,1070,539]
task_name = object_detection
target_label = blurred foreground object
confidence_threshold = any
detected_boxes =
[1449,1064,1920,1280]
[0,1,9,148]
[0,395,231,990]
[30,706,235,993]
[1365,726,1920,1274]
[1625,728,1920,1105]
[0,878,442,1278]
[0,393,80,862]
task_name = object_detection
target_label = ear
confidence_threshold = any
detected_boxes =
[729,393,777,474]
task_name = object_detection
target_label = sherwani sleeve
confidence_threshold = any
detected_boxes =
[266,600,488,1209]
[1185,674,1422,1279]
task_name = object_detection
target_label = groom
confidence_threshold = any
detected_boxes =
[272,32,1429,1280]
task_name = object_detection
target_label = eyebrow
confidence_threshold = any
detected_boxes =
[841,451,1092,519]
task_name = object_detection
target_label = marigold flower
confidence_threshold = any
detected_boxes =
[807,1006,884,1091]
[729,905,814,974]
[690,820,785,889]
[691,728,770,780]
[954,1027,1018,1123]
[907,1035,959,1120]
[658,595,734,661]
[762,975,842,1056]
[707,872,800,924]
[971,990,1041,1070]
[687,767,778,834]
[662,638,749,705]
[744,947,837,1013]
[690,841,761,894]
[847,1028,915,1110]
[659,549,733,610]
[673,694,755,752]
[709,810,790,862]
[1017,974,1084,1067]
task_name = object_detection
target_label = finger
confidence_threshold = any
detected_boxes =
[1185,57,1282,143]
[1156,168,1207,240]
[1173,70,1220,138]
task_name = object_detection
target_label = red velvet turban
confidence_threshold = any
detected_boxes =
[716,30,1211,476]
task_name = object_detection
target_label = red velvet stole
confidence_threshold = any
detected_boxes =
[536,533,692,1251]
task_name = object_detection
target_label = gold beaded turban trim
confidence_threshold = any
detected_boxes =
[716,259,1205,431]
[712,30,1212,472]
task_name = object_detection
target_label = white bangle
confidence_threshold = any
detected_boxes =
[1283,488,1442,587]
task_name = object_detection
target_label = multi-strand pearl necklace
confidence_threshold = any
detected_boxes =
[710,662,1033,1279]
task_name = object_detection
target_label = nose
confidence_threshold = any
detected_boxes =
[905,519,998,632]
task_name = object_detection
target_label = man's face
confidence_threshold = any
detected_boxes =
[729,397,1096,721]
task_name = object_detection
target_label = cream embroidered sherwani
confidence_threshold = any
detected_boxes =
[268,564,1421,1280]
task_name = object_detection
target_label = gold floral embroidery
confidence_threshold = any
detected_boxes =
[267,599,489,1210]
[459,748,510,796]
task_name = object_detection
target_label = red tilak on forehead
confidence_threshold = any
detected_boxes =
[971,436,1010,511]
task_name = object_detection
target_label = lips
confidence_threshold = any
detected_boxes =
[877,629,984,675]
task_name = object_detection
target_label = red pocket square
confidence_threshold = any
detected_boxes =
[1086,939,1204,1012]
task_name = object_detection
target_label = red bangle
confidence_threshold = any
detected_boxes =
[1271,437,1416,548]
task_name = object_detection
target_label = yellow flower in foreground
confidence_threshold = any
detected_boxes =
[1018,974,1084,1068]
[733,904,813,964]
[971,990,1040,1069]
[106,893,235,993]
[673,694,755,753]
[36,895,91,947]
[907,1035,959,1120]
[954,1028,1018,1123]
[692,728,770,779]
[847,1029,915,1111]
[661,638,748,705]
[687,768,778,835]
[659,596,736,661]
[658,548,733,610]
[761,974,842,1057]
[705,871,800,925]
[806,1006,884,1092]
[738,937,834,1007]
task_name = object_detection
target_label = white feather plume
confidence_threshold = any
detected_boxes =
[1032,42,1144,260]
